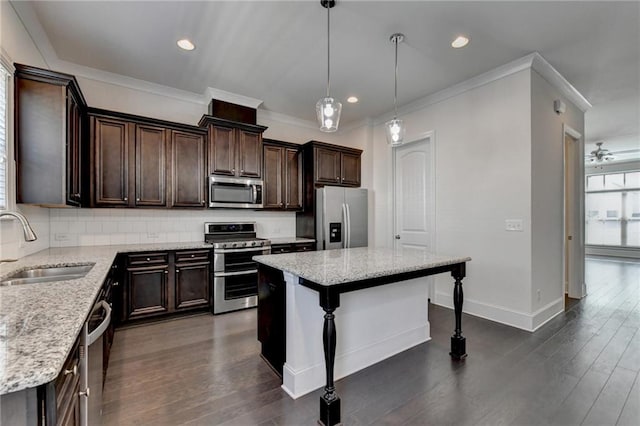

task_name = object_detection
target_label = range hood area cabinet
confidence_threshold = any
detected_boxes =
[15,64,88,207]
[262,139,302,210]
[296,141,362,239]
[90,110,207,208]
[198,116,267,178]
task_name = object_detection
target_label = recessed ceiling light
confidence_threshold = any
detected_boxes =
[451,35,470,49]
[177,39,195,51]
[347,96,359,103]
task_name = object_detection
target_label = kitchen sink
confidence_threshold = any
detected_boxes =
[0,264,95,286]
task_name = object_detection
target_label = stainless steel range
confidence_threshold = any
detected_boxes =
[205,222,271,314]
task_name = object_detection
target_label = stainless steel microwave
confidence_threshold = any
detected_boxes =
[208,176,263,209]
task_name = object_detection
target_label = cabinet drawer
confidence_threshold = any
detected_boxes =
[127,252,169,266]
[175,250,210,263]
[270,244,292,254]
[293,243,315,252]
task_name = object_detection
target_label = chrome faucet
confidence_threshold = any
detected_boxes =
[0,211,37,241]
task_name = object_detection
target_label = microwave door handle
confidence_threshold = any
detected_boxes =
[252,185,258,204]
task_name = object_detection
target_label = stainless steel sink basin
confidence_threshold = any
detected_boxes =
[1,264,94,286]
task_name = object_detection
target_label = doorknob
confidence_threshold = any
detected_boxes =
[395,235,401,240]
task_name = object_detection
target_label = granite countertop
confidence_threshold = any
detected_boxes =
[268,237,315,245]
[0,241,212,395]
[254,247,471,287]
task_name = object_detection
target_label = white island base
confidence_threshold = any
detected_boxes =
[281,271,430,399]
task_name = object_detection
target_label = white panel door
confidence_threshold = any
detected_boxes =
[393,138,433,252]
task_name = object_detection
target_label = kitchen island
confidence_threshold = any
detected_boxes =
[254,247,471,426]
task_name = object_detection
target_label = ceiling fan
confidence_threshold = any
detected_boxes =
[586,142,615,163]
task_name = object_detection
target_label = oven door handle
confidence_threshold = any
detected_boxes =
[214,269,258,277]
[215,247,271,254]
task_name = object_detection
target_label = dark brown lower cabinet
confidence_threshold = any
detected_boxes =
[126,265,169,319]
[175,262,210,310]
[122,249,212,322]
[270,242,315,254]
[42,336,82,425]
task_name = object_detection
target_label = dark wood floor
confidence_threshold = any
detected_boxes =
[103,257,639,425]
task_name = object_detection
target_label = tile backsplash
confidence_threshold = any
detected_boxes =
[49,208,296,247]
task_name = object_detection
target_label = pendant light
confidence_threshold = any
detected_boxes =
[316,0,341,132]
[386,33,405,146]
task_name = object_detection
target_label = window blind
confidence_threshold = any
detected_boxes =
[0,64,8,210]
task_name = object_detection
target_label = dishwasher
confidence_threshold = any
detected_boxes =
[80,299,111,426]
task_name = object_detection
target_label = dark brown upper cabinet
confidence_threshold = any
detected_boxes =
[263,139,302,210]
[15,64,88,207]
[314,145,361,187]
[199,116,267,179]
[135,125,168,207]
[92,116,130,206]
[90,108,207,208]
[170,130,206,208]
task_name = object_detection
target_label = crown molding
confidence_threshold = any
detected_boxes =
[257,109,319,130]
[530,52,592,112]
[374,52,591,126]
[204,87,262,109]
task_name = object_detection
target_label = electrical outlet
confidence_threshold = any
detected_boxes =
[537,289,541,301]
[505,219,524,232]
[55,233,70,242]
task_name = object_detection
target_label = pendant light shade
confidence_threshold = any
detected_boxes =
[386,33,405,146]
[317,0,341,132]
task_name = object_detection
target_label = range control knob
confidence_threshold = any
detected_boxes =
[232,243,237,248]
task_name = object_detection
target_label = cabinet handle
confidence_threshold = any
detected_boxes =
[202,200,205,204]
[164,270,168,274]
[136,197,140,202]
[191,254,195,258]
[79,388,90,398]
[146,258,151,261]
[113,281,119,287]
[124,197,128,201]
[72,193,80,199]
[64,365,78,376]
[336,177,340,181]
[176,269,180,273]
[232,168,236,173]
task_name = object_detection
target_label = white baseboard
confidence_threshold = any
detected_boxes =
[282,323,430,399]
[434,291,563,332]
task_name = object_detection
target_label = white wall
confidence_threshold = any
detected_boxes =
[0,1,51,259]
[371,70,535,328]
[530,70,585,319]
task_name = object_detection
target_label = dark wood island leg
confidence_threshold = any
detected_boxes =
[450,263,467,360]
[319,290,341,426]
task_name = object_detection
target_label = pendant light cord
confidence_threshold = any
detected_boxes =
[393,37,398,119]
[327,4,331,97]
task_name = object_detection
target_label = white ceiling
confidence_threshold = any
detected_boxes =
[15,1,640,161]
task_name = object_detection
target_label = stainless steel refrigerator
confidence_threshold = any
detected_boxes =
[316,186,368,250]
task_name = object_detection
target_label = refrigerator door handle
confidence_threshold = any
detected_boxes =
[346,203,352,248]
[341,203,347,248]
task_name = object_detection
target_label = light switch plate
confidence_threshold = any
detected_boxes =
[54,233,70,241]
[505,219,524,232]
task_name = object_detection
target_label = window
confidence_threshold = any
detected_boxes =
[586,171,640,247]
[0,59,13,211]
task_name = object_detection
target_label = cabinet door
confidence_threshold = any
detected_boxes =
[237,130,262,178]
[263,145,283,208]
[284,148,302,209]
[208,125,235,176]
[66,91,82,206]
[315,147,341,185]
[127,266,169,319]
[175,262,210,310]
[93,117,129,206]
[340,152,361,187]
[135,125,167,207]
[171,131,206,207]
